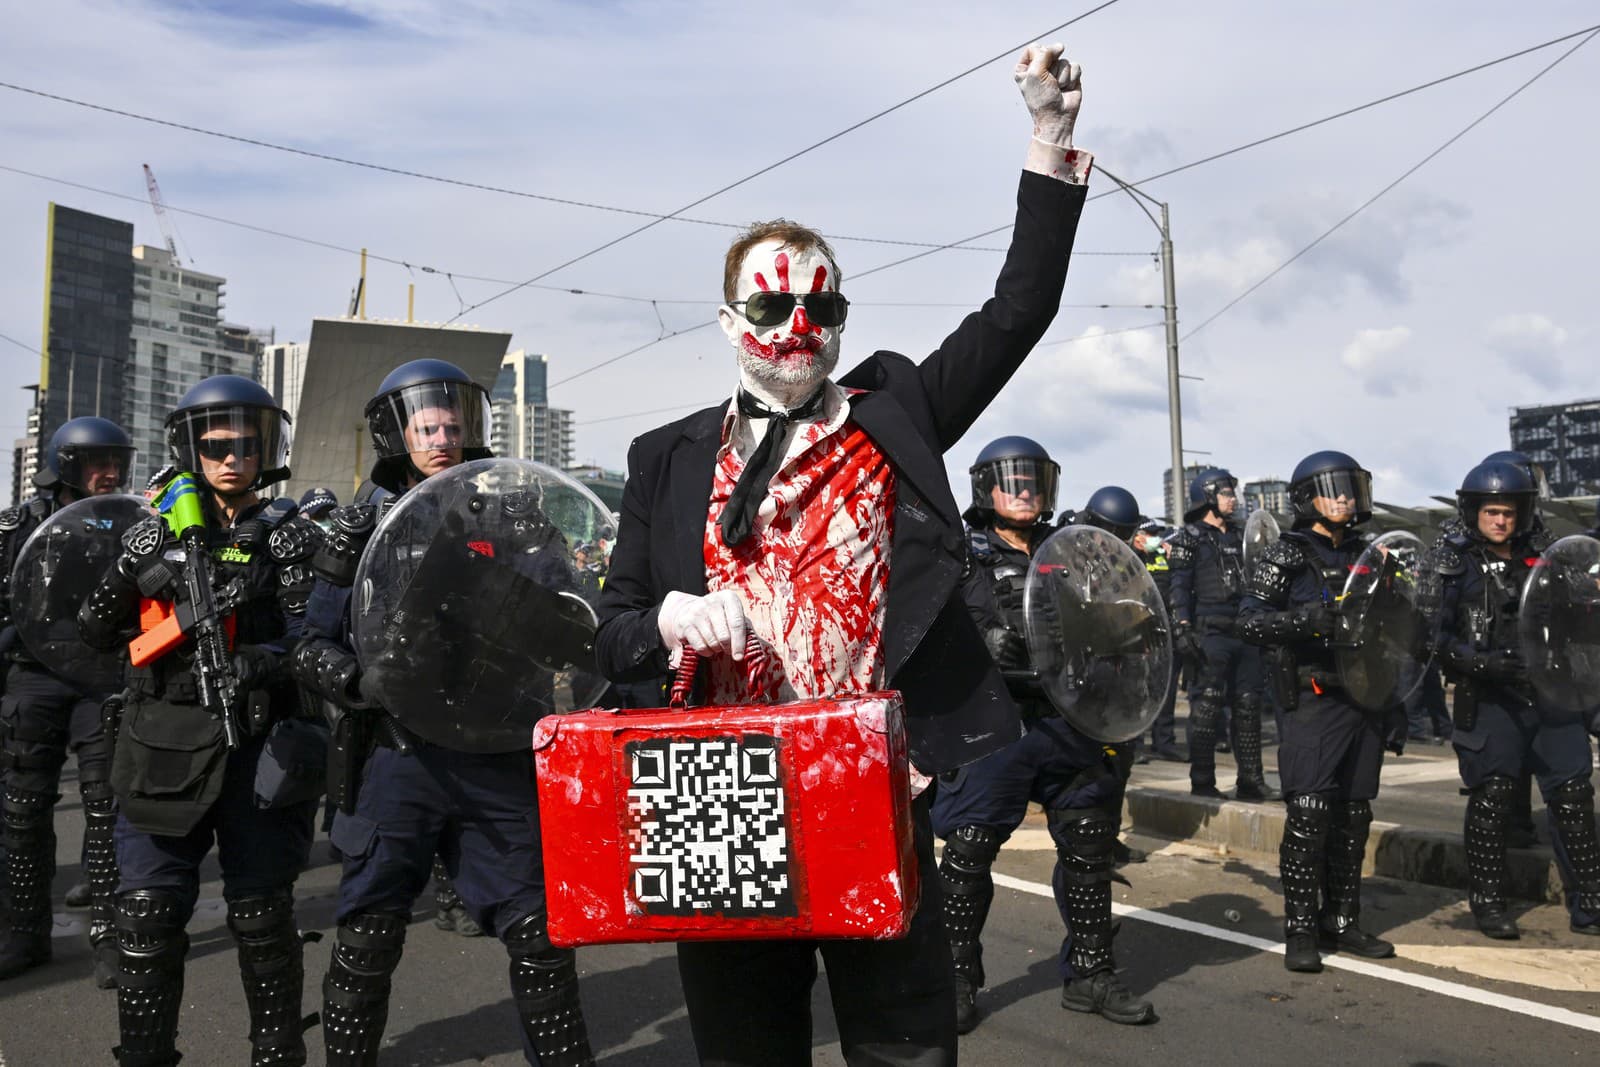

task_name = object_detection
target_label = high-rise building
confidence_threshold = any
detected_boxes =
[126,246,260,488]
[1508,398,1600,498]
[29,204,135,488]
[1242,477,1289,516]
[10,388,43,506]
[1162,463,1208,524]
[491,350,575,469]
[260,341,310,424]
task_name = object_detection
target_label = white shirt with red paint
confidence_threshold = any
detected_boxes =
[701,380,895,709]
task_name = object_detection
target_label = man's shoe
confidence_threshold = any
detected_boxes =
[64,883,92,909]
[0,932,51,981]
[1191,784,1226,799]
[1112,839,1147,865]
[1234,780,1279,802]
[93,938,119,990]
[1061,971,1155,1025]
[1215,740,1232,754]
[1283,932,1323,973]
[1319,922,1395,959]
[1471,904,1520,940]
[1152,746,1186,763]
[954,977,980,1035]
[1571,919,1600,937]
[435,905,484,937]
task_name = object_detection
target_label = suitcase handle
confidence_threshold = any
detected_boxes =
[668,635,770,708]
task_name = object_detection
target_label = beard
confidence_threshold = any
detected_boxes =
[736,330,841,405]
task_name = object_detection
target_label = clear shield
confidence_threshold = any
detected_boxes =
[1334,530,1431,711]
[1243,509,1281,569]
[351,458,613,753]
[1021,525,1173,743]
[1519,534,1600,715]
[9,495,154,693]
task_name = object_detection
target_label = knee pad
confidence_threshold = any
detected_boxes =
[504,912,576,992]
[1337,799,1373,832]
[330,911,408,980]
[1283,793,1332,856]
[115,889,190,961]
[941,825,1002,875]
[227,891,299,961]
[81,777,117,818]
[1471,775,1519,815]
[1236,693,1263,717]
[1048,808,1118,880]
[1550,777,1596,813]
[1,784,54,843]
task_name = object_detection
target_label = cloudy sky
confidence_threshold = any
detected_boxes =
[2,0,1595,513]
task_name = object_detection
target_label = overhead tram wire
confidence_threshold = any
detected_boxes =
[0,330,42,357]
[845,20,1600,280]
[1179,26,1600,344]
[443,0,1126,321]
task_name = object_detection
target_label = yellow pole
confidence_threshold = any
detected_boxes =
[408,283,415,323]
[358,248,368,320]
[353,424,364,497]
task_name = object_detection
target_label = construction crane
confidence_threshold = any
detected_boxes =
[142,164,187,265]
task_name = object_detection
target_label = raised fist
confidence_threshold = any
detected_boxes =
[1015,41,1082,146]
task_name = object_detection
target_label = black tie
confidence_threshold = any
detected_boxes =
[719,387,826,547]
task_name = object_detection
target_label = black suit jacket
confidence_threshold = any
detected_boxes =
[594,170,1087,774]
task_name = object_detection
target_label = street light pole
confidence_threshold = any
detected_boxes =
[1099,168,1186,523]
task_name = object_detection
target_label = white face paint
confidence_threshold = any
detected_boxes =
[717,238,843,404]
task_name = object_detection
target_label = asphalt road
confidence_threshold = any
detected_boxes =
[4,769,1599,1066]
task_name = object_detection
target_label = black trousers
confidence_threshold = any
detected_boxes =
[675,792,954,1067]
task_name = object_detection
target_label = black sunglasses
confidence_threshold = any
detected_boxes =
[729,291,849,328]
[197,436,261,461]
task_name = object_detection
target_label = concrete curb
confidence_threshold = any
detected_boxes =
[1126,786,1567,904]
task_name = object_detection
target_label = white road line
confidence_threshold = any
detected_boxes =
[991,871,1600,1035]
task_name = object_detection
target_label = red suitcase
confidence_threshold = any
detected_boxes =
[532,646,918,946]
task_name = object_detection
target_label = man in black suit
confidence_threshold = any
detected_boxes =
[594,42,1093,1066]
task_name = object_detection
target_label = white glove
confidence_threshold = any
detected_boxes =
[1014,41,1082,147]
[658,589,750,660]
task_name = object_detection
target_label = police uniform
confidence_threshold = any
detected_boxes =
[291,359,594,1067]
[1429,527,1600,937]
[932,521,1153,1030]
[0,494,120,983]
[1139,531,1181,757]
[78,495,323,1066]
[1168,519,1270,797]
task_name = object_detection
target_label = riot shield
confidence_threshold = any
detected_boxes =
[9,494,153,693]
[1518,534,1600,714]
[1021,525,1173,743]
[351,458,613,753]
[1334,530,1430,711]
[1243,509,1281,569]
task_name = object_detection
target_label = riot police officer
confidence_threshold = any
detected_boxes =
[1237,451,1398,973]
[1426,460,1600,940]
[0,416,134,985]
[933,439,1155,1033]
[290,359,595,1066]
[1133,519,1183,761]
[76,377,324,1065]
[1168,468,1274,800]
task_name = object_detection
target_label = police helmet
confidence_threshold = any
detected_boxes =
[166,375,291,491]
[965,435,1059,525]
[298,486,339,521]
[365,359,493,489]
[1481,450,1550,501]
[1288,450,1372,529]
[1081,485,1143,541]
[1183,467,1238,523]
[1456,460,1537,540]
[36,416,134,495]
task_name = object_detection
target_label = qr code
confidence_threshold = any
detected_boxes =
[624,735,796,917]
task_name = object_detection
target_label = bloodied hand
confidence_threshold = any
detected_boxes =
[1015,41,1082,146]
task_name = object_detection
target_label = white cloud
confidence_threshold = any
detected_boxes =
[1485,313,1569,386]
[1339,325,1413,397]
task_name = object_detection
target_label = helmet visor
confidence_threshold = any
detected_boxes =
[975,456,1059,516]
[1302,468,1372,519]
[58,445,134,494]
[167,406,290,488]
[370,380,492,460]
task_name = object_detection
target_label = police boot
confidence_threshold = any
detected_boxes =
[1464,776,1520,940]
[113,889,189,1067]
[228,891,312,1067]
[504,912,595,1067]
[1547,778,1600,936]
[0,784,55,980]
[83,777,122,989]
[1186,694,1223,797]
[1052,809,1155,1024]
[939,825,1001,1034]
[1231,696,1278,801]
[431,857,483,937]
[1319,800,1394,958]
[1280,793,1328,973]
[323,911,407,1066]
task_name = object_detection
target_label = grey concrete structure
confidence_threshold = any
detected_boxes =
[284,317,511,501]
